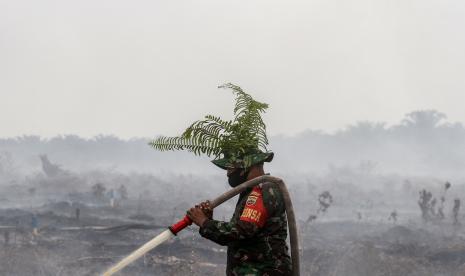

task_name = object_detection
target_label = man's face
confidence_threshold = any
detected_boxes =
[227,167,248,187]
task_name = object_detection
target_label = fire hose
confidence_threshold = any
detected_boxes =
[103,175,300,276]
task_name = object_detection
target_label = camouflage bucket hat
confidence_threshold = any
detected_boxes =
[212,151,274,170]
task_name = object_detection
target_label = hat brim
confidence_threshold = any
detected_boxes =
[211,152,274,170]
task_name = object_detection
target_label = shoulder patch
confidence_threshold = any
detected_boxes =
[240,186,268,227]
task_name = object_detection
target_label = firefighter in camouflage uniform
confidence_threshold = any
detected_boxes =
[150,84,292,275]
[188,152,292,275]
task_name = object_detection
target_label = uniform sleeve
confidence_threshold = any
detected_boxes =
[199,219,259,246]
[199,187,268,246]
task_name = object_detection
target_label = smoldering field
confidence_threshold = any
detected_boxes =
[1,110,465,276]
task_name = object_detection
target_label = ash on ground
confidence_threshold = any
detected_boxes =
[1,156,465,275]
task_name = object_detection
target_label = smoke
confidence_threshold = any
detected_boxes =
[1,109,463,179]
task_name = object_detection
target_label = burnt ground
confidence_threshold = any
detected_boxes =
[300,221,465,276]
[0,201,226,276]
[1,201,465,276]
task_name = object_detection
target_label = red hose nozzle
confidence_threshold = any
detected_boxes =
[169,215,192,235]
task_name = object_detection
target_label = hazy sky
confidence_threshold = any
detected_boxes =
[1,0,465,139]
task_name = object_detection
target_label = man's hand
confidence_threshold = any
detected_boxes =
[187,206,209,227]
[199,200,213,219]
[187,201,214,227]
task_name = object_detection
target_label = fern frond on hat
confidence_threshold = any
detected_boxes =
[149,83,274,170]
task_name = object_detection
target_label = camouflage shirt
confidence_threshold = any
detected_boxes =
[199,182,292,276]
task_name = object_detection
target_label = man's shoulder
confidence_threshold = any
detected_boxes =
[259,182,285,213]
[260,182,282,199]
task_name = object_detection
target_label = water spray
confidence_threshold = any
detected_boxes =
[103,175,300,276]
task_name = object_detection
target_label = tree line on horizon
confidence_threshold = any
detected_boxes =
[0,110,464,175]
